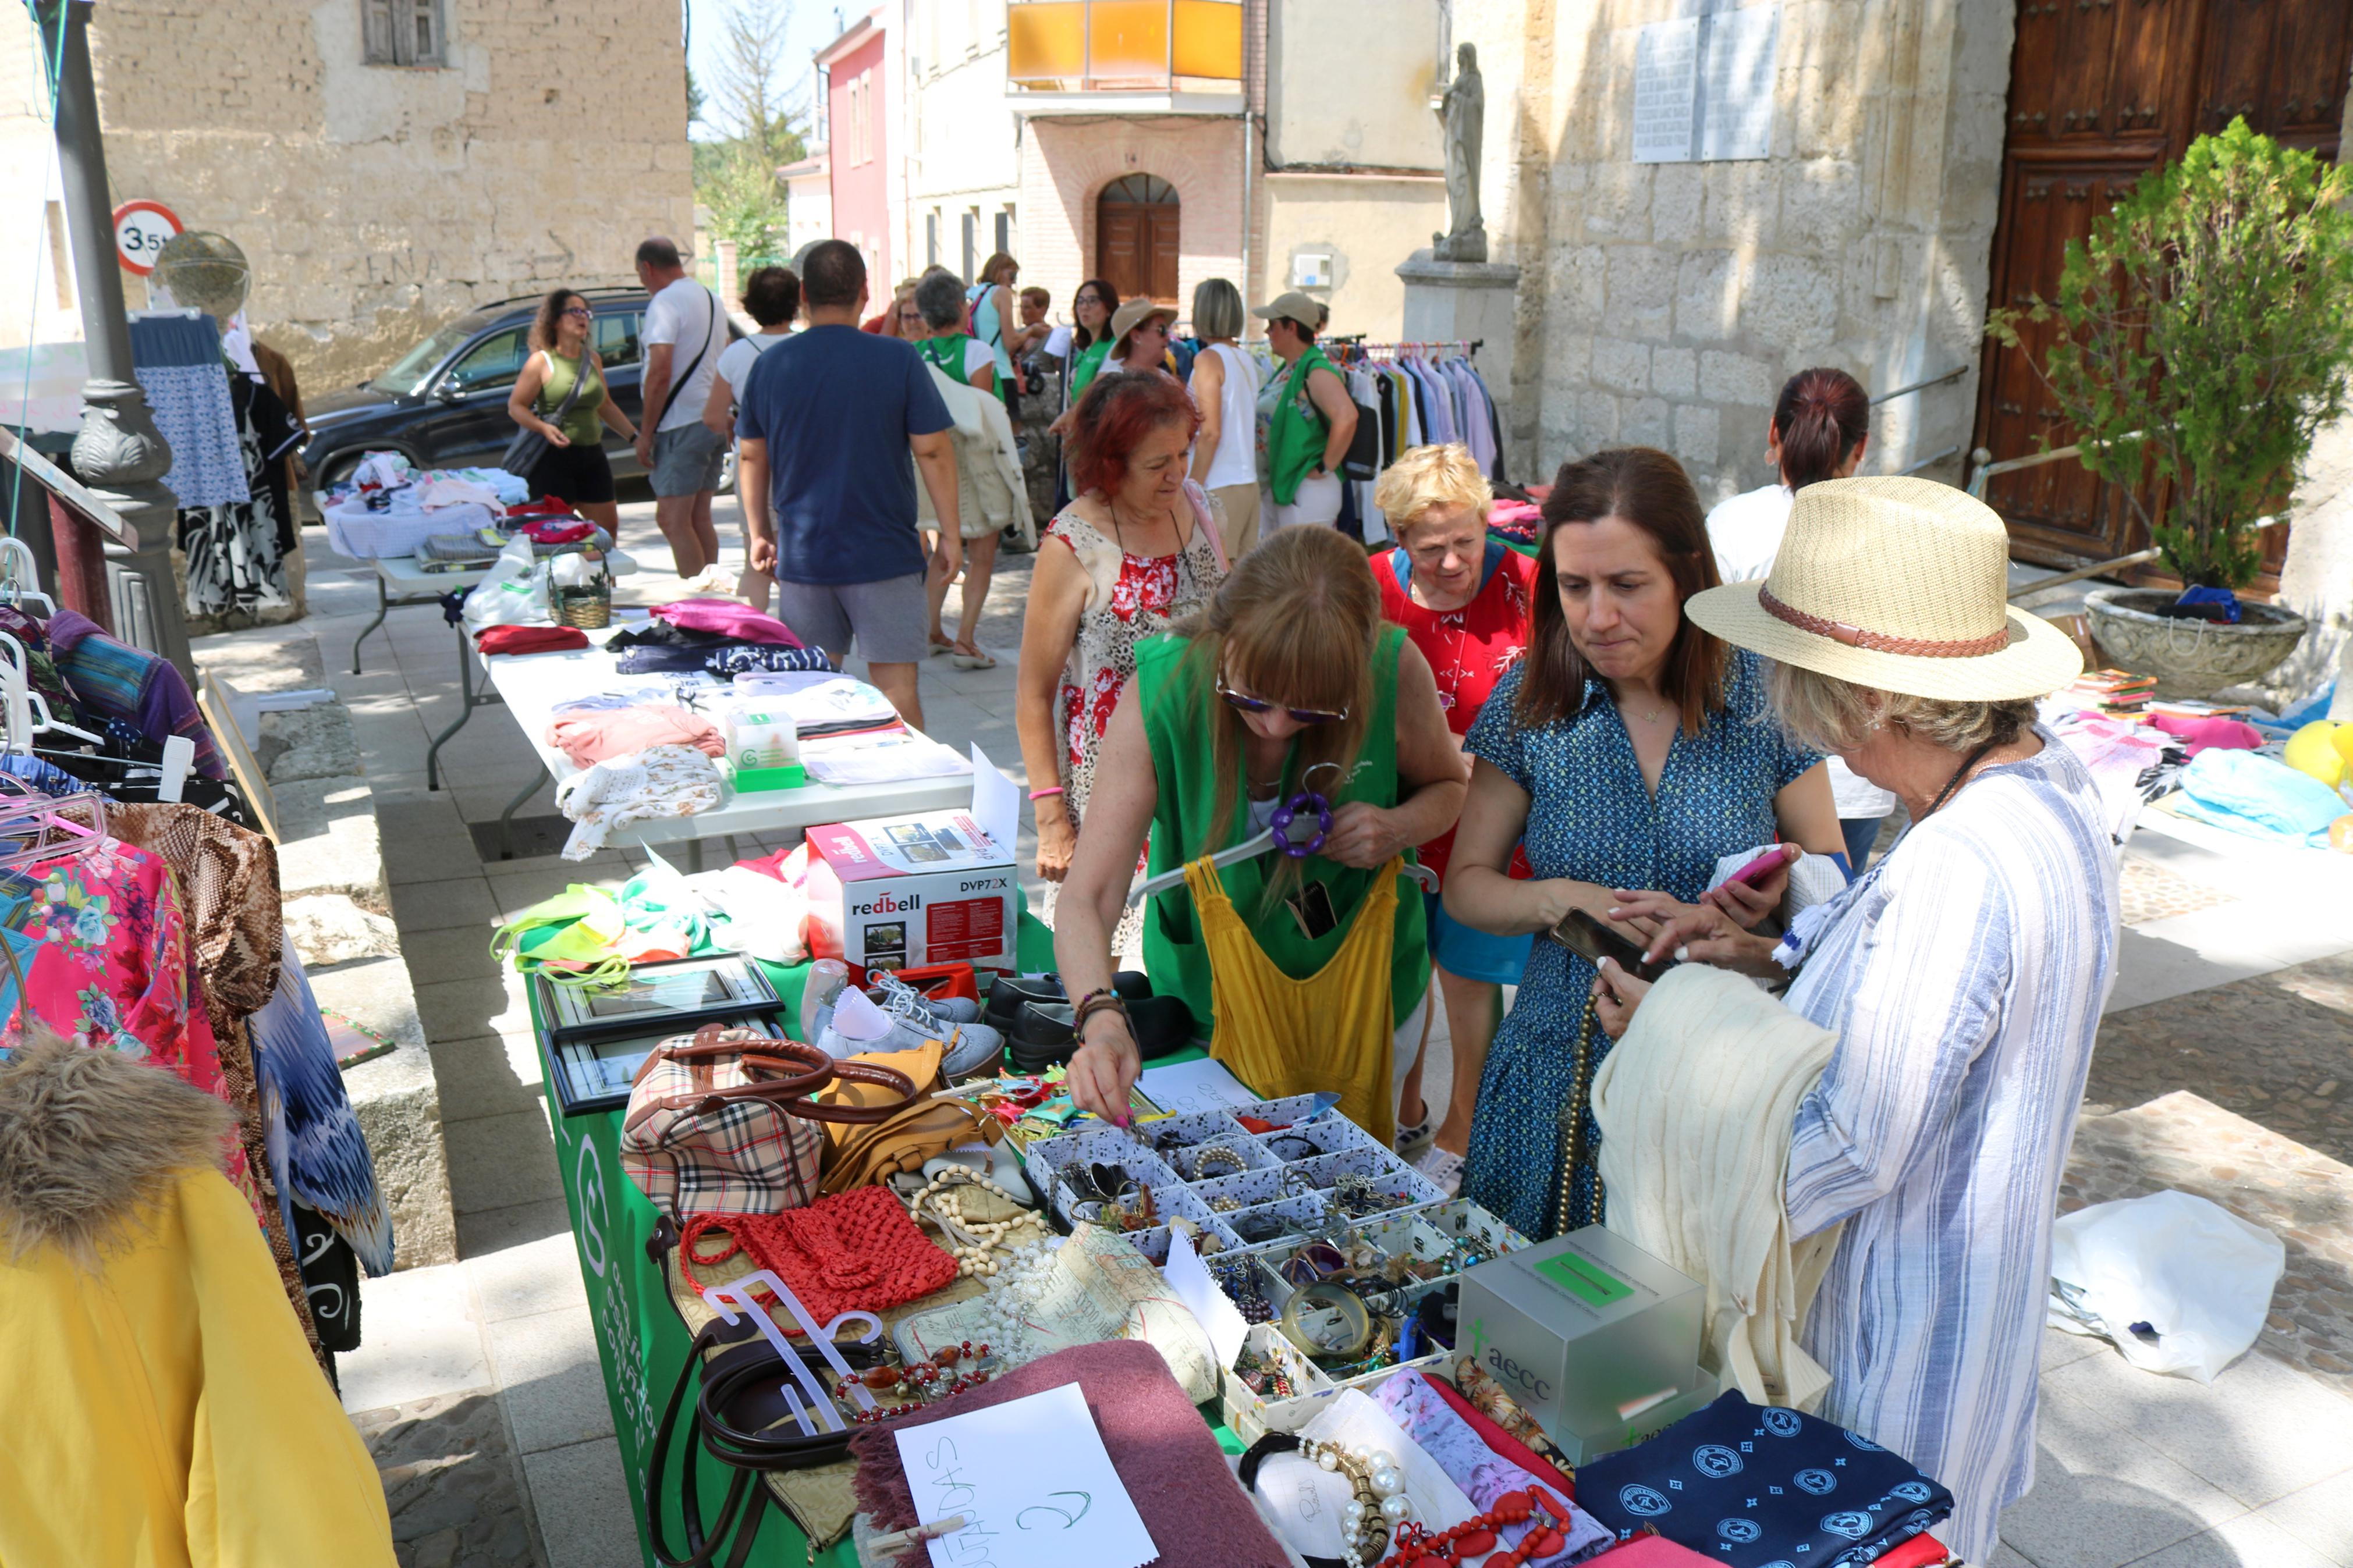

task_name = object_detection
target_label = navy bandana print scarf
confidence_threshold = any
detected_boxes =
[1578,1392,1953,1566]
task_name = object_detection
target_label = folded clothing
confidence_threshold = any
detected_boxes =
[553,745,723,860]
[1578,1390,1952,1566]
[2177,746,2347,847]
[1375,1370,1610,1562]
[705,643,835,677]
[477,624,588,656]
[655,596,802,646]
[2148,711,2265,757]
[545,705,724,767]
[850,1341,1290,1568]
[521,519,596,545]
[677,1185,956,1325]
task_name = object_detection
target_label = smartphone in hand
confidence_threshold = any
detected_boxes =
[1549,907,1678,983]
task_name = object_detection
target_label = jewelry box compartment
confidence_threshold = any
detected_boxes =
[1252,1115,1378,1163]
[1292,1147,1450,1218]
[1219,1193,1333,1250]
[1220,1321,1451,1445]
[1023,1129,1181,1226]
[1117,1181,1243,1265]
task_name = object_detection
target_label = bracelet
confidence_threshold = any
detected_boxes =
[1071,989,1130,1034]
[1027,785,1065,801]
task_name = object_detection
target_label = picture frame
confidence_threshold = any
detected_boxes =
[535,952,779,1039]
[545,1009,787,1118]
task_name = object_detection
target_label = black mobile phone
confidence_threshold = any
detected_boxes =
[1549,908,1677,984]
[1289,881,1340,940]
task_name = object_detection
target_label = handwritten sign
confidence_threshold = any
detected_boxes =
[1136,1055,1257,1118]
[893,1381,1159,1568]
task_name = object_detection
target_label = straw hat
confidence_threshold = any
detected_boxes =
[1683,475,2083,701]
[1109,298,1177,348]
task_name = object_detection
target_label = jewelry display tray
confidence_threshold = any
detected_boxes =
[1217,1197,1532,1441]
[1018,1096,1451,1267]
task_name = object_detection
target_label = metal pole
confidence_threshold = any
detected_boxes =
[40,0,193,675]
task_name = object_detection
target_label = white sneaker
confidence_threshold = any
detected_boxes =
[819,983,1004,1076]
[870,969,981,1025]
[1395,1110,1436,1159]
[1412,1145,1465,1198]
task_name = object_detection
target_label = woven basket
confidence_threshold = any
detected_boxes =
[555,585,612,629]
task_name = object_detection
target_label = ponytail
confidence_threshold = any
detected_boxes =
[1773,368,1870,491]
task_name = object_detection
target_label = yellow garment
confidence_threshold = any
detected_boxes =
[0,1165,396,1567]
[1183,853,1402,1145]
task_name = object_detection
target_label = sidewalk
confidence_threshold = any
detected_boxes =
[313,487,2353,1568]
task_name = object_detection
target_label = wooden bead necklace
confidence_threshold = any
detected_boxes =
[907,1168,1024,1278]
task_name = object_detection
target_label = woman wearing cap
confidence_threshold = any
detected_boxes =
[1052,527,1465,1144]
[1707,367,1900,872]
[1442,446,1844,1240]
[1595,476,2114,1565]
[1256,291,1357,531]
[1370,444,1538,1193]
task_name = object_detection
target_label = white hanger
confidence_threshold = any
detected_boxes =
[0,539,56,616]
[1126,822,1440,908]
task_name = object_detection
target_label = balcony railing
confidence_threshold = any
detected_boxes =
[1007,0,1243,93]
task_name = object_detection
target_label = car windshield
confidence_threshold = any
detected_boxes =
[368,323,479,396]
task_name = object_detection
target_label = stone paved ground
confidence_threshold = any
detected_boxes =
[356,1389,543,1568]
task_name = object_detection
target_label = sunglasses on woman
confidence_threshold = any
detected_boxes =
[561,307,592,319]
[1216,675,1349,726]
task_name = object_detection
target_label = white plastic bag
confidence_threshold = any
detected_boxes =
[461,534,552,632]
[2047,1189,2285,1383]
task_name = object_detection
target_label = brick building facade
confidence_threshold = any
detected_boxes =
[1,0,694,390]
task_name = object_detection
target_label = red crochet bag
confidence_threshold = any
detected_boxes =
[679,1184,956,1325]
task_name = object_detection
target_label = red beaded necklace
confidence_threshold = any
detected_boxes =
[1375,1487,1568,1568]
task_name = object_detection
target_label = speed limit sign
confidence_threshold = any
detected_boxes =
[112,200,182,276]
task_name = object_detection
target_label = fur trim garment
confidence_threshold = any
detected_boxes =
[0,1030,232,1270]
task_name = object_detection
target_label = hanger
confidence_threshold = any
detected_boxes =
[0,539,56,617]
[1127,823,1440,908]
[0,777,107,871]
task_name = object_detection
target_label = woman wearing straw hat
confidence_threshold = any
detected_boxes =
[1593,475,2116,1565]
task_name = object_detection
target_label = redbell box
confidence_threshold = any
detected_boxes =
[803,807,1018,974]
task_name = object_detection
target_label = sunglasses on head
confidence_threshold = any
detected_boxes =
[1216,674,1349,726]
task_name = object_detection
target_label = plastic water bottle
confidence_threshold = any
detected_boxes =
[800,958,850,1051]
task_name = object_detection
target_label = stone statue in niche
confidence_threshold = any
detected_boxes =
[1433,41,1487,264]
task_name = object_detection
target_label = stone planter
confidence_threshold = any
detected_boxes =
[2082,587,2309,699]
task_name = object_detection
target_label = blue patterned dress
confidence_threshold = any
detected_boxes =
[1460,651,1820,1238]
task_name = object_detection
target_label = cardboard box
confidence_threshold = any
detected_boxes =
[803,807,1018,974]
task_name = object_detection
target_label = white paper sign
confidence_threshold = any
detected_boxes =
[1162,1225,1250,1371]
[1699,4,1778,161]
[971,744,1020,858]
[893,1381,1160,1568]
[1137,1055,1257,1117]
[1632,17,1699,163]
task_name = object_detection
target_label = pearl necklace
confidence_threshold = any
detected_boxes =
[908,1169,1025,1278]
[971,1240,1059,1366]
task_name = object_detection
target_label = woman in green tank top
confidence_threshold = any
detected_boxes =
[1050,526,1469,1128]
[506,289,638,529]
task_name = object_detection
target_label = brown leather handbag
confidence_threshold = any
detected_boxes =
[811,1041,998,1194]
[620,1025,921,1217]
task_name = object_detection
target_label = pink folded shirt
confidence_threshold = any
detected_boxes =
[2149,712,2265,757]
[544,706,725,767]
[653,598,803,647]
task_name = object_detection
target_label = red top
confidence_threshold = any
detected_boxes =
[1375,541,1536,881]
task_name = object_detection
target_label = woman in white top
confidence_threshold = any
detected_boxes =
[1704,367,1896,869]
[701,265,798,609]
[1184,278,1264,558]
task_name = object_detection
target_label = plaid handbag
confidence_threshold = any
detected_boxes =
[619,1024,921,1217]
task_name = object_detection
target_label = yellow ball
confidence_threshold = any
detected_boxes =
[2334,725,2353,768]
[2284,721,2346,790]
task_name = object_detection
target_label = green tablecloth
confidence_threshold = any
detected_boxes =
[535,912,1116,1567]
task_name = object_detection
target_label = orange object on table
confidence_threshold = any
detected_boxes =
[889,962,979,1004]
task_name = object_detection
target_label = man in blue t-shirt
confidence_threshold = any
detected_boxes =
[736,240,961,729]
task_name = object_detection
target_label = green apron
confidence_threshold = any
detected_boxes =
[1265,343,1338,506]
[918,333,980,382]
[1132,626,1428,1037]
[1067,338,1112,401]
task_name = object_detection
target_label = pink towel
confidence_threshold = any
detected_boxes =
[544,706,724,767]
[2149,712,2265,758]
[850,1340,1288,1568]
[654,597,803,647]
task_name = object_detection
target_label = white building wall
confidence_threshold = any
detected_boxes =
[903,0,1022,282]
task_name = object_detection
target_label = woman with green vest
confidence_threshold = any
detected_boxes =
[1255,290,1358,532]
[1052,527,1468,1139]
[505,288,638,531]
[911,267,997,397]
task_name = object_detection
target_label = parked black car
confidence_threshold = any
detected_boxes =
[299,287,737,514]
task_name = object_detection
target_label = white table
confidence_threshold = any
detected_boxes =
[355,554,495,791]
[480,632,972,863]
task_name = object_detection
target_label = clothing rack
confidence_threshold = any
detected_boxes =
[1324,338,1482,364]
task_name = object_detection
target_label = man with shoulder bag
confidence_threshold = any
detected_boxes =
[633,236,730,582]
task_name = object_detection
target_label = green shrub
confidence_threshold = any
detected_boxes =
[1988,119,2353,588]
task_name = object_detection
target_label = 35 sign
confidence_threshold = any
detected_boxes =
[112,200,182,276]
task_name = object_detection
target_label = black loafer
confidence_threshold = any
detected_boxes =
[1127,994,1196,1060]
[986,970,1154,1034]
[1006,1000,1078,1072]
